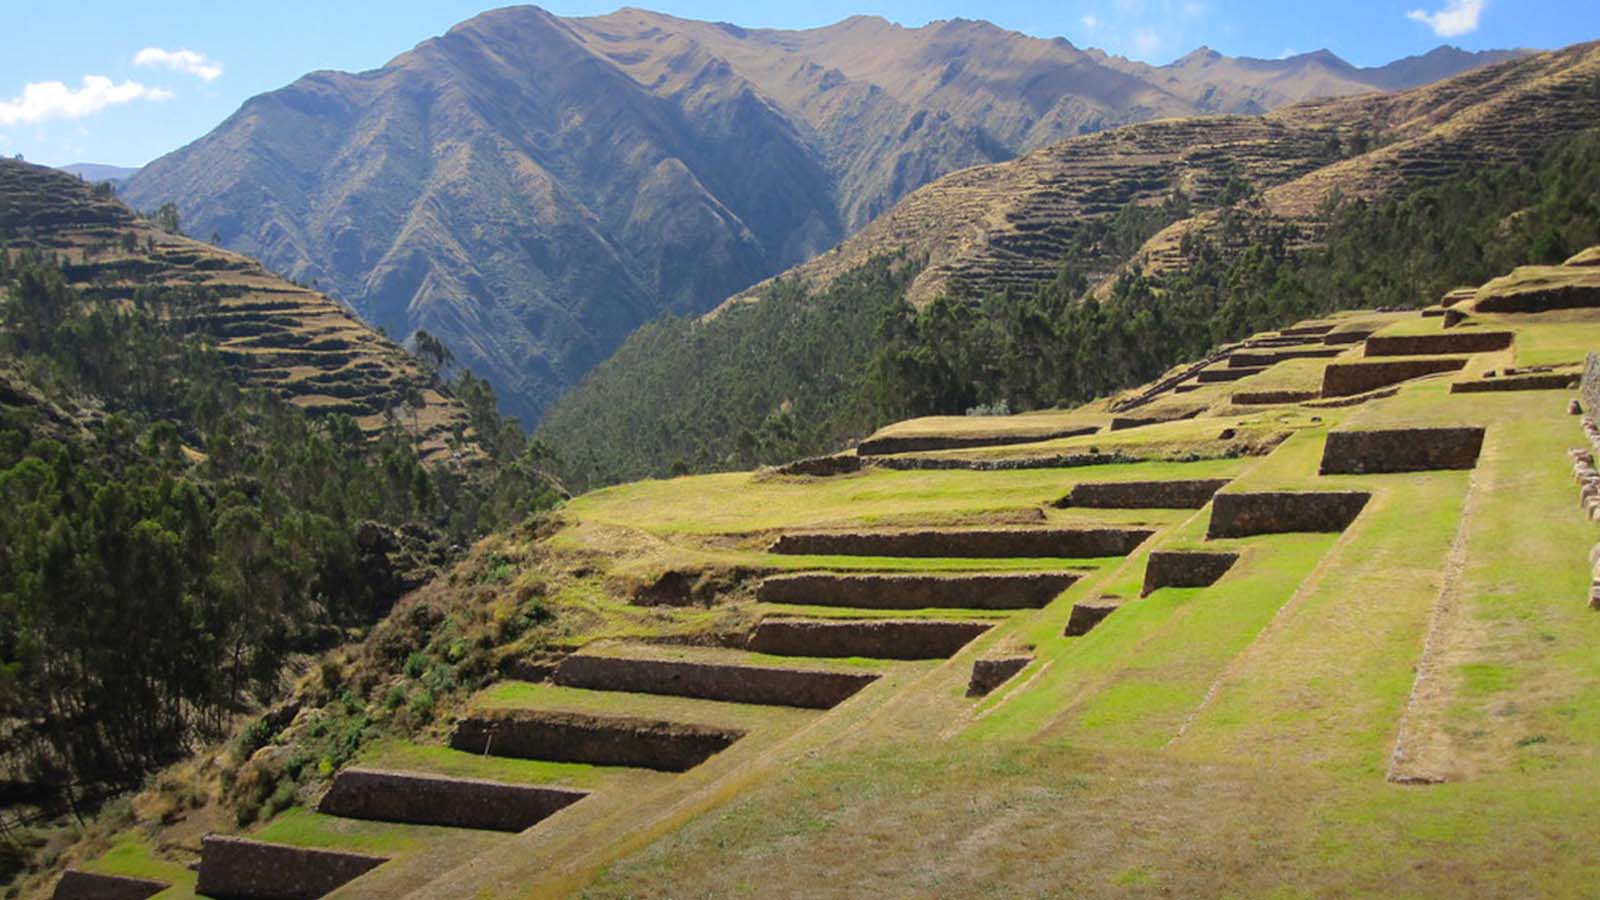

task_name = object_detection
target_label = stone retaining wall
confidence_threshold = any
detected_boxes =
[1227,347,1343,368]
[1363,331,1513,357]
[553,654,877,708]
[1281,323,1336,336]
[1109,407,1205,430]
[1319,427,1485,474]
[195,836,387,900]
[51,870,167,900]
[1207,491,1371,538]
[856,427,1097,456]
[746,619,992,659]
[1196,366,1267,383]
[1231,390,1317,405]
[774,454,862,477]
[1064,598,1119,636]
[1452,372,1580,393]
[450,711,744,772]
[757,572,1079,610]
[1058,478,1230,509]
[966,656,1031,697]
[769,528,1151,558]
[1140,551,1239,595]
[1320,358,1467,397]
[1322,329,1376,345]
[1586,353,1600,413]
[317,768,585,832]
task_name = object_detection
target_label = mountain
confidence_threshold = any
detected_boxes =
[55,163,141,186]
[537,41,1600,487]
[120,5,1523,425]
[1,158,476,464]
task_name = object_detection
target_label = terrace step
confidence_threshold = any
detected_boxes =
[552,649,879,709]
[768,527,1151,558]
[1319,427,1485,474]
[317,767,586,832]
[195,835,387,900]
[758,571,1080,610]
[1141,550,1240,595]
[1057,478,1230,509]
[746,617,994,659]
[51,869,167,900]
[1207,491,1371,538]
[449,710,744,772]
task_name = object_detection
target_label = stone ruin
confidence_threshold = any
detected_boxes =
[1318,427,1485,474]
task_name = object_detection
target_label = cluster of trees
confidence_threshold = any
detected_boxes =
[541,128,1600,487]
[0,250,560,818]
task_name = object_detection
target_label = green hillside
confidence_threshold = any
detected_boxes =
[26,243,1600,897]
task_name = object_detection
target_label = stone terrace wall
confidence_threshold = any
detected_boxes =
[856,427,1097,456]
[1232,390,1317,405]
[1320,358,1466,397]
[768,528,1150,558]
[317,768,586,832]
[1363,331,1513,356]
[1141,550,1239,595]
[1453,372,1580,393]
[1319,427,1485,474]
[1207,491,1371,538]
[1060,478,1231,509]
[450,711,744,773]
[1228,347,1344,367]
[1586,354,1600,413]
[757,572,1079,610]
[966,656,1031,697]
[553,655,877,709]
[747,619,992,659]
[51,870,167,900]
[195,836,387,900]
[1064,598,1119,636]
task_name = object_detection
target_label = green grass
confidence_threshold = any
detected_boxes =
[562,460,1250,536]
[248,806,476,856]
[353,739,631,790]
[77,832,196,897]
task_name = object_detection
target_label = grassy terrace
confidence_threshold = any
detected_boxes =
[55,300,1600,898]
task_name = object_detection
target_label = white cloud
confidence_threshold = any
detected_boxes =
[0,76,173,127]
[1081,13,1100,29]
[134,47,223,82]
[1405,0,1484,37]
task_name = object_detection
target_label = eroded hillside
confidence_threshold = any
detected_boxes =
[31,246,1600,898]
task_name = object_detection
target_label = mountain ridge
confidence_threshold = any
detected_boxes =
[122,5,1526,425]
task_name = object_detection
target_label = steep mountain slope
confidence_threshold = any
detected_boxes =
[0,158,475,464]
[540,42,1600,487]
[732,42,1600,308]
[121,5,1519,424]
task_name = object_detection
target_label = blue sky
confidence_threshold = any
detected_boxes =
[3,1,1594,168]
